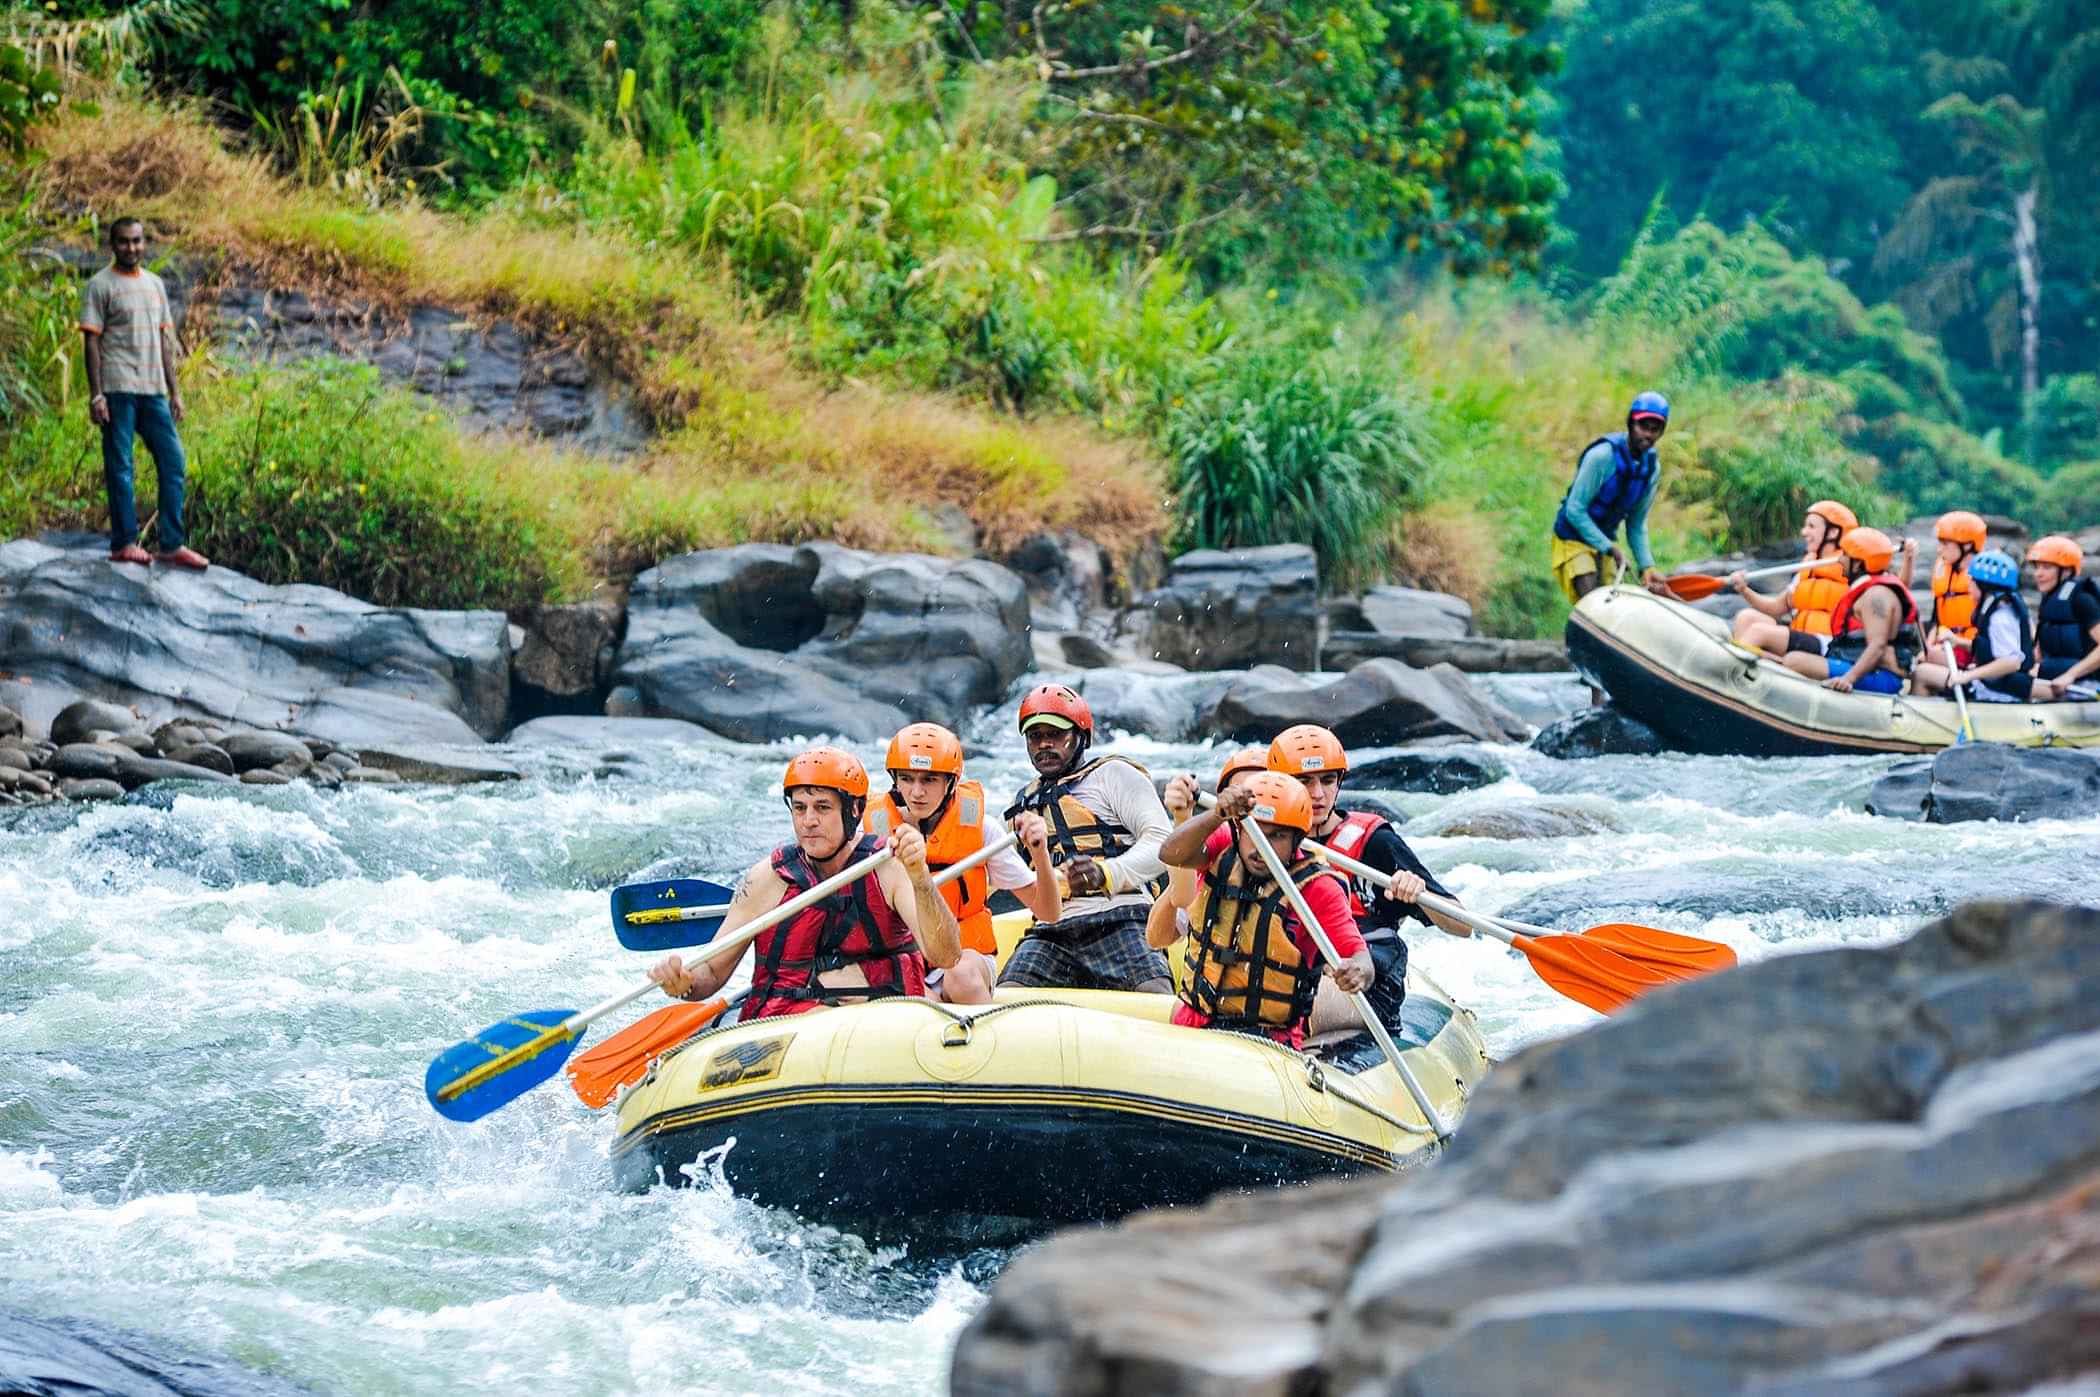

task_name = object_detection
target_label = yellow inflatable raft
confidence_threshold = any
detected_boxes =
[1568,584,2100,755]
[610,918,1486,1247]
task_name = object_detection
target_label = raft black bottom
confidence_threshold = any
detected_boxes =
[615,1095,1398,1250]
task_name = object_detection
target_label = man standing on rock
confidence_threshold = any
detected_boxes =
[1552,391,1673,604]
[999,684,1174,993]
[80,217,208,570]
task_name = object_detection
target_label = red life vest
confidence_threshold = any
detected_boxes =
[742,834,925,1023]
[1322,810,1387,920]
[1826,572,1921,671]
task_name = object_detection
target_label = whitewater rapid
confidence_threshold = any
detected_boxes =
[4,673,2096,1394]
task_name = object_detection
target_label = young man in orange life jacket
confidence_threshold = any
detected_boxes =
[1779,527,1918,695]
[1727,499,1859,659]
[1904,511,1989,697]
[861,721,1062,1005]
[1157,772,1374,1049]
[647,747,961,1022]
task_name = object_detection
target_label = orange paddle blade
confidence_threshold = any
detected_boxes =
[1664,573,1726,601]
[1580,923,1738,976]
[1514,932,1680,1015]
[564,999,726,1108]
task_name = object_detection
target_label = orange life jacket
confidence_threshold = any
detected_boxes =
[864,779,996,955]
[1789,555,1848,636]
[744,835,924,1022]
[1931,560,1980,644]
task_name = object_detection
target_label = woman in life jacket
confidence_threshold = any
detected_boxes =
[998,685,1175,993]
[2027,536,2100,701]
[1157,772,1373,1048]
[1728,499,1858,659]
[864,722,1062,1005]
[646,747,962,1022]
[1150,749,1271,953]
[1262,725,1476,1036]
[1934,550,2036,703]
[1907,512,1988,695]
[1780,527,1918,695]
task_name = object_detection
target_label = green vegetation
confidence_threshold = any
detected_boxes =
[1,0,2092,637]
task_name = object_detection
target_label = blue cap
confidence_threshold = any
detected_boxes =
[1629,390,1671,423]
[1969,549,2020,592]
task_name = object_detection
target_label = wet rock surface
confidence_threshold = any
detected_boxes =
[0,1303,313,1396]
[1347,750,1509,795]
[951,900,2100,1397]
[1134,546,1320,671]
[607,543,1032,743]
[1205,659,1528,748]
[1321,631,1571,673]
[1531,705,1666,758]
[1425,799,1619,839]
[213,283,647,452]
[0,537,511,746]
[1868,742,2100,824]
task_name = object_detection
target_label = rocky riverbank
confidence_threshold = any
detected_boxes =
[950,898,2100,1396]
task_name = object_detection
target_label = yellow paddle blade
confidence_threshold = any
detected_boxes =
[564,998,728,1109]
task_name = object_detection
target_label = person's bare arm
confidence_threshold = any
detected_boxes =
[82,331,108,424]
[1162,783,1253,867]
[883,827,961,970]
[1730,575,1789,618]
[161,319,184,422]
[1010,813,1063,924]
[1828,590,1898,691]
[649,858,777,1001]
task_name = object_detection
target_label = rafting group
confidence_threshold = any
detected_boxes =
[645,687,1471,1051]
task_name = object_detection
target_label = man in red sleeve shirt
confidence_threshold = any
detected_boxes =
[1158,771,1371,1048]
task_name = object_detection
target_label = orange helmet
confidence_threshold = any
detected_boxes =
[782,746,869,800]
[1236,772,1314,835]
[1840,526,1895,574]
[1215,748,1270,792]
[2028,535,2085,572]
[1268,724,1348,777]
[1808,499,1859,536]
[886,722,963,777]
[1017,683,1093,737]
[1936,511,1988,549]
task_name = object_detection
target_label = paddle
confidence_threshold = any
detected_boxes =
[563,832,1023,1109]
[1237,816,1452,1142]
[1945,639,1975,744]
[610,877,737,952]
[1664,557,1818,603]
[1296,832,1713,1015]
[1483,912,1737,977]
[426,844,896,1122]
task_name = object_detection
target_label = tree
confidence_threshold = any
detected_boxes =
[0,43,61,161]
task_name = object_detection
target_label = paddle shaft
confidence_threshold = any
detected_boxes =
[1945,639,1975,741]
[1237,819,1451,1141]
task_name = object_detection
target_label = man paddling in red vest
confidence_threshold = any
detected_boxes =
[1779,527,1918,694]
[647,747,961,1021]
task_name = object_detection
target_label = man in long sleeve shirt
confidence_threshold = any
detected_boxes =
[998,684,1174,993]
[1551,391,1676,604]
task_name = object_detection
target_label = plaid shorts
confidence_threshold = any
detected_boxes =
[998,905,1171,992]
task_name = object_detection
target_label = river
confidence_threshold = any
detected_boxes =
[5,672,2097,1394]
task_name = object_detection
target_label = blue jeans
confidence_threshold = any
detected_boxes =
[101,392,188,551]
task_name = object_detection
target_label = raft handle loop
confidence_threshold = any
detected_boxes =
[940,1017,975,1048]
[1305,1059,1328,1094]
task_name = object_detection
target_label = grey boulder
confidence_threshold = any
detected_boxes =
[355,743,522,784]
[513,598,624,701]
[1348,750,1508,795]
[220,729,315,774]
[1203,659,1528,747]
[1357,584,1474,637]
[1322,632,1571,674]
[1425,799,1619,839]
[51,743,123,780]
[58,778,124,801]
[0,537,511,747]
[52,697,143,744]
[1869,742,2100,824]
[608,543,1032,743]
[1134,546,1319,671]
[110,751,239,788]
[1073,670,1241,742]
[952,899,2100,1397]
[1530,705,1666,758]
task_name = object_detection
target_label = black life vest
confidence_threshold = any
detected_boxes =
[1554,433,1658,544]
[1968,588,2034,701]
[1003,754,1147,866]
[1826,573,1920,670]
[2035,577,2100,673]
[1181,843,1340,1033]
[743,835,924,1023]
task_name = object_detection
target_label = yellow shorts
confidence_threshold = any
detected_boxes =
[1551,536,1613,604]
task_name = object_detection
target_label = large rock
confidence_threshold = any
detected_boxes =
[0,1303,312,1397]
[1133,546,1319,671]
[1349,750,1508,795]
[1359,584,1473,637]
[1425,800,1619,839]
[51,697,142,745]
[1005,532,1110,633]
[1202,659,1528,747]
[1322,631,1571,674]
[355,742,523,784]
[110,751,240,788]
[219,729,315,774]
[1530,705,1665,758]
[607,544,1032,743]
[512,599,624,702]
[952,900,2100,1397]
[1073,670,1242,742]
[0,537,511,746]
[1869,742,2100,824]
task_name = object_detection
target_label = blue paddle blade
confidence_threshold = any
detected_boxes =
[611,877,736,952]
[425,1008,579,1122]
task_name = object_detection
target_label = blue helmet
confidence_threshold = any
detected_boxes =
[1628,390,1671,423]
[1969,549,2020,592]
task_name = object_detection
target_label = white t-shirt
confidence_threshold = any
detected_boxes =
[986,844,1035,890]
[1969,606,2026,703]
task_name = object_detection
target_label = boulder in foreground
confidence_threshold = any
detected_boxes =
[952,899,2100,1396]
